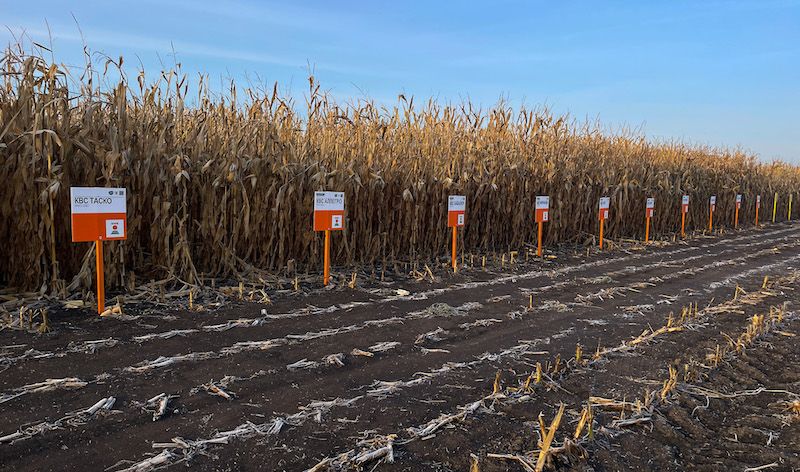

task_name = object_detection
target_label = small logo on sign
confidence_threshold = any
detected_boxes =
[331,215,343,229]
[105,219,124,238]
[457,214,464,226]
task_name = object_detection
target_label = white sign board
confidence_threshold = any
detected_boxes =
[314,191,345,231]
[314,191,345,211]
[646,198,655,209]
[448,195,466,212]
[682,195,690,205]
[448,195,466,227]
[535,195,550,222]
[70,187,127,242]
[736,194,742,203]
[70,187,127,214]
[599,197,610,209]
[535,196,550,209]
[710,196,717,205]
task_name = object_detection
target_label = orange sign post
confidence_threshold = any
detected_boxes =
[755,195,761,226]
[734,194,742,228]
[313,191,345,285]
[535,196,550,257]
[598,197,610,249]
[70,187,127,315]
[708,195,716,232]
[681,195,689,238]
[644,197,655,243]
[447,195,466,272]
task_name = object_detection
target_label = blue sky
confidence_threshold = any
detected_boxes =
[2,1,798,162]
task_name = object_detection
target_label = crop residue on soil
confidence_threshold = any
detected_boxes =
[2,224,800,471]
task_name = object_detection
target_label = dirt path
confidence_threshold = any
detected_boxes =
[2,224,799,471]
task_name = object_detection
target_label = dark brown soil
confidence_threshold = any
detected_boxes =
[2,224,800,472]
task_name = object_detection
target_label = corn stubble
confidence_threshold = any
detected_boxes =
[3,43,800,294]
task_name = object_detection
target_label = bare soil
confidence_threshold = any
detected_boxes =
[2,224,800,471]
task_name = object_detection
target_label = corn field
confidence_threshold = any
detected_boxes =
[2,44,800,294]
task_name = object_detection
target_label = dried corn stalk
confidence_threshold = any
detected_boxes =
[4,44,798,294]
[0,377,88,404]
[0,396,116,444]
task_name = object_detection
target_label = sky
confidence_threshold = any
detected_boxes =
[2,0,799,162]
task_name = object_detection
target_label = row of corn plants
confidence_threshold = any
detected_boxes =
[2,43,800,294]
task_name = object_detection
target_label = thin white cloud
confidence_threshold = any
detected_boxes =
[136,0,352,33]
[1,20,392,77]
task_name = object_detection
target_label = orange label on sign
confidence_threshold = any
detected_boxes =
[536,209,549,222]
[448,195,466,227]
[448,211,465,227]
[70,187,127,242]
[314,191,345,231]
